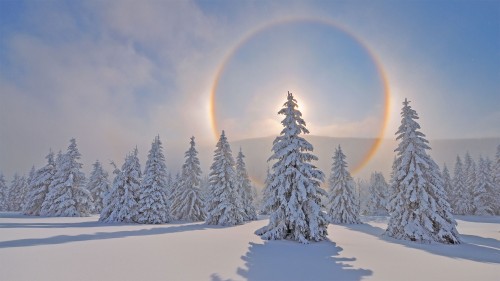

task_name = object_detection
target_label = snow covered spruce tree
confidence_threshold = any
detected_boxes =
[168,172,181,215]
[256,92,328,243]
[494,145,500,214]
[387,156,400,214]
[137,136,171,224]
[171,137,206,221]
[99,148,142,223]
[23,151,56,215]
[236,148,258,221]
[327,145,361,224]
[0,173,8,211]
[441,164,454,212]
[8,174,27,211]
[40,139,93,217]
[367,171,389,216]
[473,156,495,215]
[385,99,460,244]
[259,166,273,215]
[452,156,467,214]
[205,130,245,226]
[87,160,110,214]
[23,166,36,208]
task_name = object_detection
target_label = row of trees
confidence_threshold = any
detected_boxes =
[355,145,500,217]
[443,151,500,215]
[0,135,258,225]
[1,92,498,245]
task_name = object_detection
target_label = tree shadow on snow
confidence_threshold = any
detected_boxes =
[0,223,213,249]
[235,239,372,281]
[344,223,500,264]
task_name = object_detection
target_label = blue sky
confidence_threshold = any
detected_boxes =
[0,0,498,177]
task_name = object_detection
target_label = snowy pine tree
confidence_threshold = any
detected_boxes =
[385,99,460,244]
[236,148,258,221]
[100,148,142,223]
[473,156,495,215]
[8,174,27,211]
[387,156,400,214]
[256,92,328,243]
[259,166,273,215]
[494,145,500,214]
[137,136,171,224]
[205,130,245,226]
[23,166,36,209]
[452,156,468,214]
[367,172,389,216]
[23,151,56,215]
[327,145,361,224]
[171,137,206,221]
[87,160,110,214]
[169,172,181,218]
[454,153,475,215]
[0,173,8,211]
[40,138,93,217]
[441,164,454,213]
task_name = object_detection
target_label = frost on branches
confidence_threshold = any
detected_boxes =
[256,92,328,244]
[99,148,142,223]
[40,139,93,217]
[367,171,389,216]
[137,136,171,224]
[236,148,258,221]
[171,137,206,222]
[385,99,460,244]
[327,145,361,224]
[23,151,56,215]
[87,160,110,214]
[205,131,245,226]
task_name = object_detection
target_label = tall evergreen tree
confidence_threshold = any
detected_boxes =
[40,138,93,217]
[171,137,206,221]
[327,145,361,224]
[137,136,171,224]
[87,160,110,214]
[100,148,142,223]
[236,148,258,221]
[256,92,328,243]
[0,173,7,211]
[206,131,245,226]
[23,151,56,215]
[473,156,495,215]
[385,99,460,244]
[367,171,389,216]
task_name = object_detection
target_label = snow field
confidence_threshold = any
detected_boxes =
[1,213,498,281]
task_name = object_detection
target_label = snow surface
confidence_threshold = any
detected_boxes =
[0,213,498,281]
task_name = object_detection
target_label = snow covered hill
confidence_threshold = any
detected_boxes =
[0,213,498,281]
